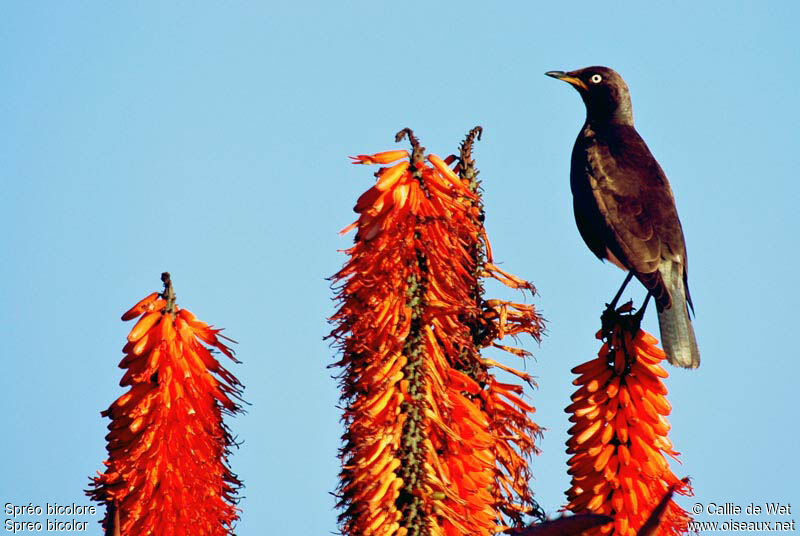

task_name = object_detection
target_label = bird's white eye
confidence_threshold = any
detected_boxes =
[590,74,603,84]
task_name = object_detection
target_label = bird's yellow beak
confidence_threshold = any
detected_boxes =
[545,71,588,91]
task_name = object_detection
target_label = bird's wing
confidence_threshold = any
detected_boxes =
[586,125,688,307]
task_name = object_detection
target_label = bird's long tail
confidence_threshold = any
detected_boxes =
[657,264,700,368]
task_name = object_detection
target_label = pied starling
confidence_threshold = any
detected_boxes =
[546,66,700,368]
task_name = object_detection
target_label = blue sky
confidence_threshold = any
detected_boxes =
[2,2,798,534]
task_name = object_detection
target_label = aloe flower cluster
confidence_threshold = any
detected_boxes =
[88,273,242,536]
[330,129,543,536]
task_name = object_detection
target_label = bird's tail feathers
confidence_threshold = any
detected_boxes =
[657,264,700,368]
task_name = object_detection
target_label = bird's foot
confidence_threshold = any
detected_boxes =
[601,299,635,339]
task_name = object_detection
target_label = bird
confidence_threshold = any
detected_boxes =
[545,66,700,368]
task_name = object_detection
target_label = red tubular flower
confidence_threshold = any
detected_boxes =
[88,273,242,536]
[564,305,692,536]
[331,128,542,536]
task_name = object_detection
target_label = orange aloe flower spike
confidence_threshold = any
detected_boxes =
[332,127,544,536]
[565,303,693,536]
[88,272,243,536]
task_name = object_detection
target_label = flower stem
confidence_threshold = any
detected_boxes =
[161,271,176,315]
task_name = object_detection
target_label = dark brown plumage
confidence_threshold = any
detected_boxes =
[546,66,700,368]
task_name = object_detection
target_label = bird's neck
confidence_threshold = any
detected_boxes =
[583,95,634,127]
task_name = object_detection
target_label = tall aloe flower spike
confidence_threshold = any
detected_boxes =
[565,303,693,536]
[331,128,542,536]
[451,126,545,528]
[88,273,243,536]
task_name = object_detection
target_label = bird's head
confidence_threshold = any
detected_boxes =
[546,66,633,125]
